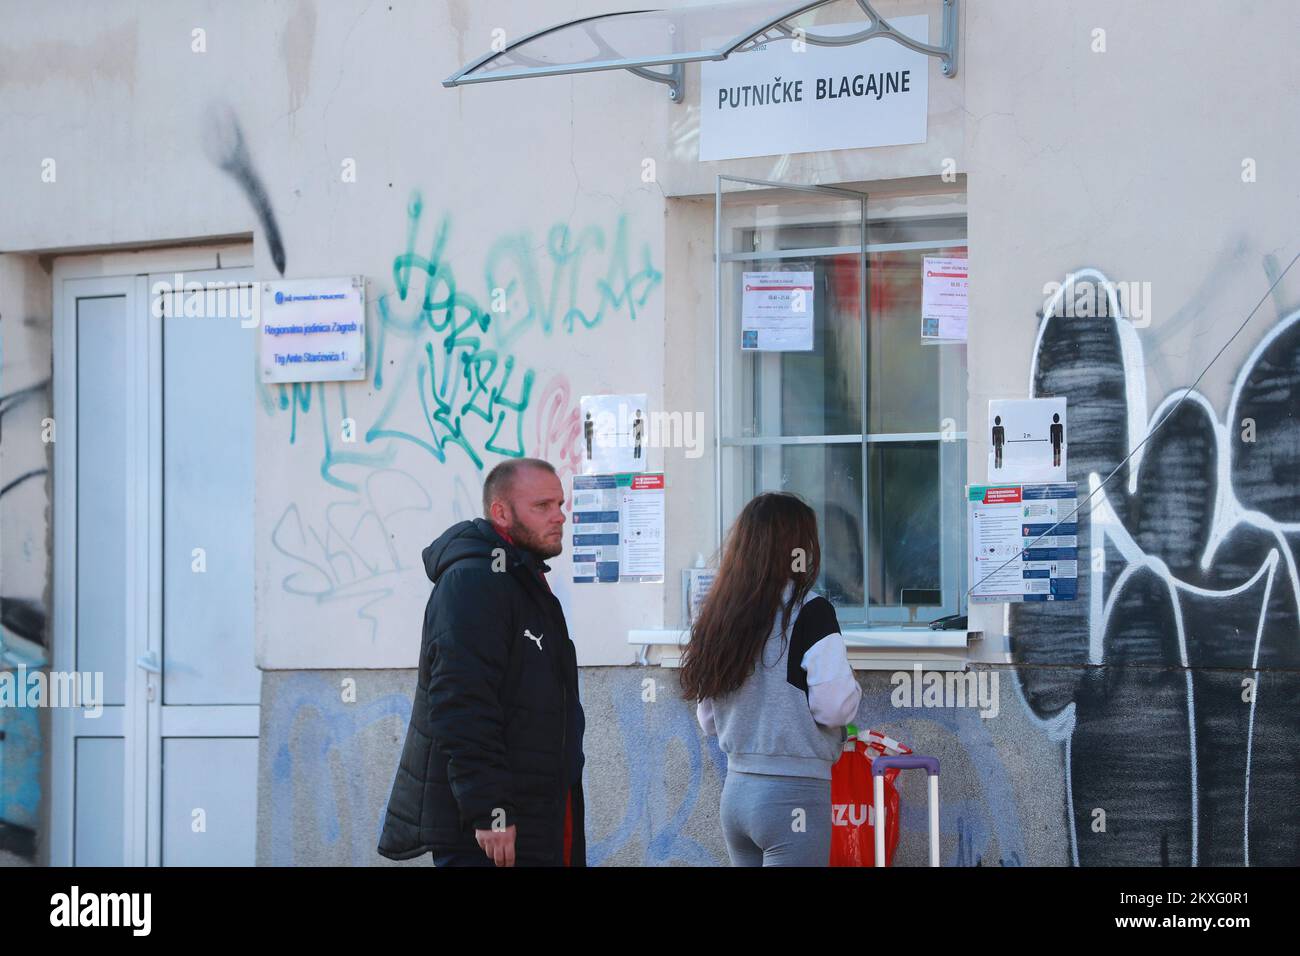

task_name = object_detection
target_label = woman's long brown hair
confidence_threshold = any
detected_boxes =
[679,492,822,701]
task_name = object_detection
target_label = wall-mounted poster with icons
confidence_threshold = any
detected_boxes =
[579,393,649,475]
[968,482,1078,604]
[572,473,665,584]
[988,397,1068,482]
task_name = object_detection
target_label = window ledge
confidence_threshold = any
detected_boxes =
[628,628,978,671]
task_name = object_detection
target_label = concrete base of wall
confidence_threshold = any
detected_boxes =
[257,665,1069,866]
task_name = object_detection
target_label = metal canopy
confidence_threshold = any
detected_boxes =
[443,0,958,104]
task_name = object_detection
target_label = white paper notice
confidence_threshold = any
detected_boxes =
[921,257,968,341]
[620,474,665,580]
[686,568,717,624]
[741,271,814,351]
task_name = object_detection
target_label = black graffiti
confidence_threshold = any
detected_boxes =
[0,821,36,860]
[1011,272,1300,866]
[0,380,46,444]
[0,469,45,498]
[0,379,49,647]
[205,105,286,275]
[0,597,44,647]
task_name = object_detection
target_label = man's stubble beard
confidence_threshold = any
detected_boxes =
[505,511,563,560]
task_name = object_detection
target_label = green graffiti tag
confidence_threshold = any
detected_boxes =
[265,190,662,491]
[485,215,663,349]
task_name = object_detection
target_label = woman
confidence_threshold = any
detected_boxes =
[680,492,862,866]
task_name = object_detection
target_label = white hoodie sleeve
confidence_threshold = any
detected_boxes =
[801,632,862,727]
[696,697,718,736]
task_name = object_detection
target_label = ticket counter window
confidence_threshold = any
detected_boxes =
[717,180,967,627]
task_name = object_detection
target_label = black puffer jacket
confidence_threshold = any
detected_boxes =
[377,518,586,866]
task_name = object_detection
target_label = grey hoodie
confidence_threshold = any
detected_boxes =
[697,583,862,780]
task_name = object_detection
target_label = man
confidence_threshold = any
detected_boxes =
[378,458,586,867]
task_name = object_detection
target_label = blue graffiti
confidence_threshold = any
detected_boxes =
[586,674,728,867]
[848,688,1028,867]
[265,673,412,866]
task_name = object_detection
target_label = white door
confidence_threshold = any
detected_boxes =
[52,262,260,866]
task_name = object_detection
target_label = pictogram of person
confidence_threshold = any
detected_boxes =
[992,415,1005,470]
[1050,412,1064,468]
[584,411,594,460]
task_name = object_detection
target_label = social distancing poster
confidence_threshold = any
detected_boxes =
[571,473,665,584]
[579,393,649,475]
[968,482,1078,604]
[988,397,1068,483]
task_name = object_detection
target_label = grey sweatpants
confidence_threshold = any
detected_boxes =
[719,769,832,867]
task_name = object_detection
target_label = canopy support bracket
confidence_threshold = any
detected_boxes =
[626,62,685,102]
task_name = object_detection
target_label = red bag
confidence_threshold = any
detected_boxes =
[830,728,912,866]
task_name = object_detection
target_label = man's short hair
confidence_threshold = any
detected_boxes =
[482,458,558,517]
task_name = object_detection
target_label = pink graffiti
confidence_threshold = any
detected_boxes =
[535,374,584,511]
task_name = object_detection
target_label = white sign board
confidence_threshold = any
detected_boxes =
[968,483,1078,604]
[572,473,665,583]
[699,17,929,161]
[741,271,814,351]
[261,276,366,383]
[580,393,650,474]
[685,568,717,625]
[921,256,968,341]
[988,397,1068,482]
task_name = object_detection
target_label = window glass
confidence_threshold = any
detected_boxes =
[867,441,941,608]
[718,182,967,626]
[868,243,967,434]
[742,442,865,609]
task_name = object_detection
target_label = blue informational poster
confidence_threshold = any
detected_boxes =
[571,473,665,584]
[968,482,1078,604]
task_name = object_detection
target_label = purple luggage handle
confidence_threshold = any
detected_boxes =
[872,754,941,866]
[871,755,940,777]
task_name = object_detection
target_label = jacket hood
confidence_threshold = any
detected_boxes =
[422,518,506,583]
[422,518,550,583]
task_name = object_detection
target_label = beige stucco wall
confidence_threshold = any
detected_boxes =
[5,0,1300,869]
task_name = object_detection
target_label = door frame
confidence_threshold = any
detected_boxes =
[49,243,253,866]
